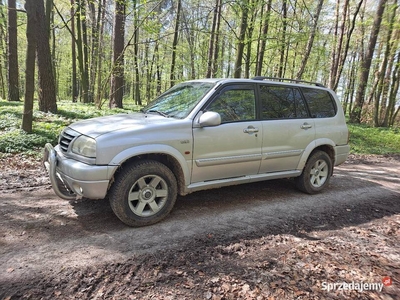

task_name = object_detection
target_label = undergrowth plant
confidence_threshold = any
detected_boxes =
[0,100,399,157]
[0,100,137,157]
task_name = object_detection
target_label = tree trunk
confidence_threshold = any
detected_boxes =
[181,12,196,79]
[170,0,182,87]
[0,52,4,100]
[51,4,57,98]
[373,12,395,127]
[255,0,272,76]
[155,42,162,95]
[76,0,89,103]
[36,0,57,113]
[7,0,19,101]
[392,106,400,126]
[211,0,222,78]
[350,0,387,123]
[109,0,126,108]
[205,0,217,78]
[329,0,347,89]
[144,39,152,101]
[45,0,52,31]
[331,0,364,91]
[44,0,56,97]
[277,0,287,78]
[244,0,257,78]
[0,3,6,99]
[132,0,141,105]
[22,0,38,132]
[88,0,99,103]
[387,51,400,126]
[296,0,324,80]
[71,0,78,102]
[206,0,220,78]
[342,52,357,115]
[95,0,106,107]
[234,0,249,78]
[81,0,90,102]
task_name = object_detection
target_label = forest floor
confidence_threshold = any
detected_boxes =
[0,154,399,299]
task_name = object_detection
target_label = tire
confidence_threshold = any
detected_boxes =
[295,150,332,194]
[109,160,178,227]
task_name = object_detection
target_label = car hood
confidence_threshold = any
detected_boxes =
[68,113,173,138]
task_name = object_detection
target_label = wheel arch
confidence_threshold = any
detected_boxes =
[298,139,335,172]
[108,145,190,196]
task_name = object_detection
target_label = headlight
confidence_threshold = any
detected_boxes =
[72,135,96,158]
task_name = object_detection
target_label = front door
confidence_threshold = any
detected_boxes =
[191,85,262,183]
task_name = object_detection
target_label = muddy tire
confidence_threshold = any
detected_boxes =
[109,160,177,227]
[295,150,332,194]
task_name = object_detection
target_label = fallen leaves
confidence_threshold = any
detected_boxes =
[1,154,399,299]
[165,215,399,300]
[2,215,399,300]
[0,154,49,192]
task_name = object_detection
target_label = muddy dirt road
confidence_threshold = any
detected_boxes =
[0,155,399,299]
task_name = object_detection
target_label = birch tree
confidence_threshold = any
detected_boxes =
[350,0,388,123]
[295,0,324,80]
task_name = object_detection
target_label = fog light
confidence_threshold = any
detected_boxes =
[72,184,84,196]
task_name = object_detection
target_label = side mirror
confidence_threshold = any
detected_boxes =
[198,111,221,127]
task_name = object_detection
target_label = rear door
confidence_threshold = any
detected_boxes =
[258,84,315,173]
[191,85,262,183]
[300,87,345,142]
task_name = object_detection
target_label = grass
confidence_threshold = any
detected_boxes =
[0,100,139,157]
[0,100,399,157]
[348,123,400,155]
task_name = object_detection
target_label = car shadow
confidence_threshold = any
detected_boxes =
[5,164,396,252]
[67,163,400,246]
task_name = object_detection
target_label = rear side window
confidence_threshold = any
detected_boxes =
[260,85,309,119]
[301,88,336,118]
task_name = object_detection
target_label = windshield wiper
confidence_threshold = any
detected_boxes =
[146,109,170,117]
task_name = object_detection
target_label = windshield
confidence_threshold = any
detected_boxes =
[143,81,215,119]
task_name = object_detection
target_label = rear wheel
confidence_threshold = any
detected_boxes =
[295,150,332,194]
[109,160,177,227]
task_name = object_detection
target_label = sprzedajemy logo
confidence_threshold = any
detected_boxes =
[322,277,392,293]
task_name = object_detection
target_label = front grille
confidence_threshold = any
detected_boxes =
[59,128,79,153]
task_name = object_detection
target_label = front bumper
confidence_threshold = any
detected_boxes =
[43,143,116,200]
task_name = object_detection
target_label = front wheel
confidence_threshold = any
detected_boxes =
[109,160,178,227]
[295,151,332,194]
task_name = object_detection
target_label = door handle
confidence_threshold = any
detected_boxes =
[243,126,259,134]
[300,123,312,130]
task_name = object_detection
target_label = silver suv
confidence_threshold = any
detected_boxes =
[44,77,350,226]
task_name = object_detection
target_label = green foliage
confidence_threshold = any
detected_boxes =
[348,124,400,155]
[0,130,50,154]
[1,100,399,157]
[0,100,136,156]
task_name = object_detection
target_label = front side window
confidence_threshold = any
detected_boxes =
[260,85,308,119]
[301,88,336,118]
[207,89,256,123]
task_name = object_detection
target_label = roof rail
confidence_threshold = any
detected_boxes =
[251,76,325,87]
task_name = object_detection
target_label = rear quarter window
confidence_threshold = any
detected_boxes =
[301,88,337,118]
